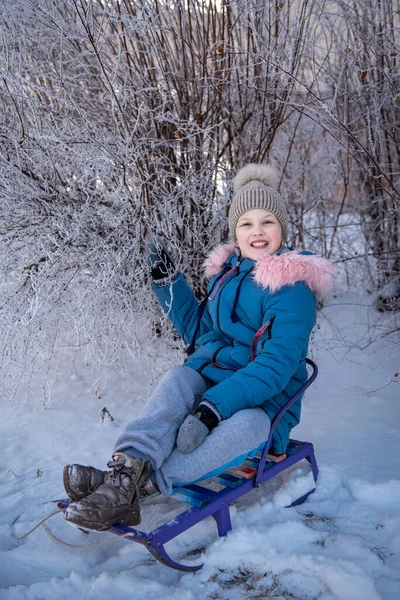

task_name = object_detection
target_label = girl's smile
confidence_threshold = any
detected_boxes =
[235,208,283,261]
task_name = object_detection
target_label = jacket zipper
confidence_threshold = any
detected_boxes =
[261,315,276,349]
[208,265,237,301]
[250,316,275,361]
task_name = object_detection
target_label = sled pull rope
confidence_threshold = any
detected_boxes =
[11,508,64,541]
[11,505,135,548]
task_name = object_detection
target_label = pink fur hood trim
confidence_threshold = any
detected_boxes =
[203,243,334,299]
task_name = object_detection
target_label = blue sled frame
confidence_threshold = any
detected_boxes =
[59,359,319,572]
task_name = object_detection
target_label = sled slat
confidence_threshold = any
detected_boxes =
[227,465,257,480]
[244,456,260,469]
[172,484,212,508]
[214,472,244,488]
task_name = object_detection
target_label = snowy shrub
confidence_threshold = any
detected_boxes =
[0,0,398,398]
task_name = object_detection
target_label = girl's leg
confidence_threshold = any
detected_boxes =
[154,407,271,496]
[65,372,269,531]
[112,366,209,470]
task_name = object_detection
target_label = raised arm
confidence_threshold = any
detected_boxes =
[147,238,213,344]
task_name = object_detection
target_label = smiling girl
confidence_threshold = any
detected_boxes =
[63,164,334,532]
[235,208,283,258]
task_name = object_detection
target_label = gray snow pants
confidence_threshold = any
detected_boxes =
[113,366,271,496]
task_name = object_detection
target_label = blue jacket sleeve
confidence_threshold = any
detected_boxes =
[202,282,317,418]
[152,273,213,344]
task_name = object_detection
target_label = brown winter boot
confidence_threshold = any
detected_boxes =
[65,452,158,531]
[63,464,106,502]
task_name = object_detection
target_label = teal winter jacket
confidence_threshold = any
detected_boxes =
[152,243,333,454]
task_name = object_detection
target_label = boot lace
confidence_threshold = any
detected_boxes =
[104,455,141,501]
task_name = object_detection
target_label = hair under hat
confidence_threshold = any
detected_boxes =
[228,164,288,241]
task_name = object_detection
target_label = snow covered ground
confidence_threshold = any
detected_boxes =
[1,290,399,600]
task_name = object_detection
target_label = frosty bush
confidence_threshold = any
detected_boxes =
[0,0,399,399]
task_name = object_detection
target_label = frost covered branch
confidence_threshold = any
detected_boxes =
[0,0,399,397]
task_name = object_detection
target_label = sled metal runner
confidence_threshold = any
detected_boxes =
[59,359,319,572]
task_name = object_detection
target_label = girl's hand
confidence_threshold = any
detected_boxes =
[177,403,220,453]
[146,237,176,281]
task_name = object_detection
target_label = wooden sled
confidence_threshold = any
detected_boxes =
[59,359,319,572]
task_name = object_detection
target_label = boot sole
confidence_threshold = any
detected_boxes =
[65,504,141,532]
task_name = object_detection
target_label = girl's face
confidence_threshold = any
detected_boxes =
[235,208,283,260]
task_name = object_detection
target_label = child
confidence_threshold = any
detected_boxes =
[64,164,333,531]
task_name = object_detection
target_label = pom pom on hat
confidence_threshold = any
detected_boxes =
[228,163,288,241]
[233,164,279,193]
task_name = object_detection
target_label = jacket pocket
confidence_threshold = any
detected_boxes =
[211,346,239,371]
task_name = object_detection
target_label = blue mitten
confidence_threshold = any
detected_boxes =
[177,402,221,454]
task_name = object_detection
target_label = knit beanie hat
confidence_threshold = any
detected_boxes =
[228,164,288,241]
